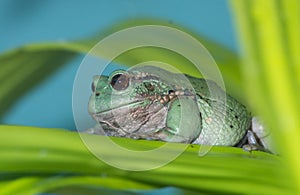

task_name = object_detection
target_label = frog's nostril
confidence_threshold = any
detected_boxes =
[95,92,100,97]
[91,82,96,92]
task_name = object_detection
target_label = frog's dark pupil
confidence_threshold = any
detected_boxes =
[110,73,129,90]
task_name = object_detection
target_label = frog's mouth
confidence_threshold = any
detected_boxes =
[90,100,147,116]
[90,97,167,135]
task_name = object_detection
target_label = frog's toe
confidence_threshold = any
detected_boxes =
[242,144,261,152]
[81,124,106,135]
[242,144,271,153]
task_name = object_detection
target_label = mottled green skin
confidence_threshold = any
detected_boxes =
[186,76,251,145]
[88,66,251,146]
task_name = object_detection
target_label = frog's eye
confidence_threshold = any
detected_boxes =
[110,73,129,91]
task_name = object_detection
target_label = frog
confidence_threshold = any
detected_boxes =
[86,66,268,151]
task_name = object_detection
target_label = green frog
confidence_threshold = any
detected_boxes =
[87,66,267,150]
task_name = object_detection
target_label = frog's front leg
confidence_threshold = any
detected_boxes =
[152,97,202,143]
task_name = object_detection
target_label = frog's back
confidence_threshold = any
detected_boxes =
[185,75,251,146]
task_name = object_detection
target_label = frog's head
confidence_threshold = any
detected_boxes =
[88,68,182,136]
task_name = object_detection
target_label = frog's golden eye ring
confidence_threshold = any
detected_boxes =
[110,73,130,91]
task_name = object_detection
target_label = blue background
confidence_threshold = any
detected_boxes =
[0,0,237,130]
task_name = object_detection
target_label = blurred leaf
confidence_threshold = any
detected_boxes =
[230,0,300,193]
[0,176,154,195]
[0,125,295,194]
[0,44,79,119]
[0,19,243,119]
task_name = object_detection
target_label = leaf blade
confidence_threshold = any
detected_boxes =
[0,125,294,194]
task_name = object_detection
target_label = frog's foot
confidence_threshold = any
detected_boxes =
[242,130,271,153]
[81,124,106,135]
[127,128,193,143]
[242,143,267,152]
[153,128,194,143]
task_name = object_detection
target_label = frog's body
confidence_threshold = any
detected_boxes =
[88,66,253,147]
[187,75,251,145]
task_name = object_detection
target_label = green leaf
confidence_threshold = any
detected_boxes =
[0,44,77,119]
[0,176,155,195]
[230,0,300,193]
[0,125,295,194]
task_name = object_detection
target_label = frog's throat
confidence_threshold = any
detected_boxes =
[91,100,146,116]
